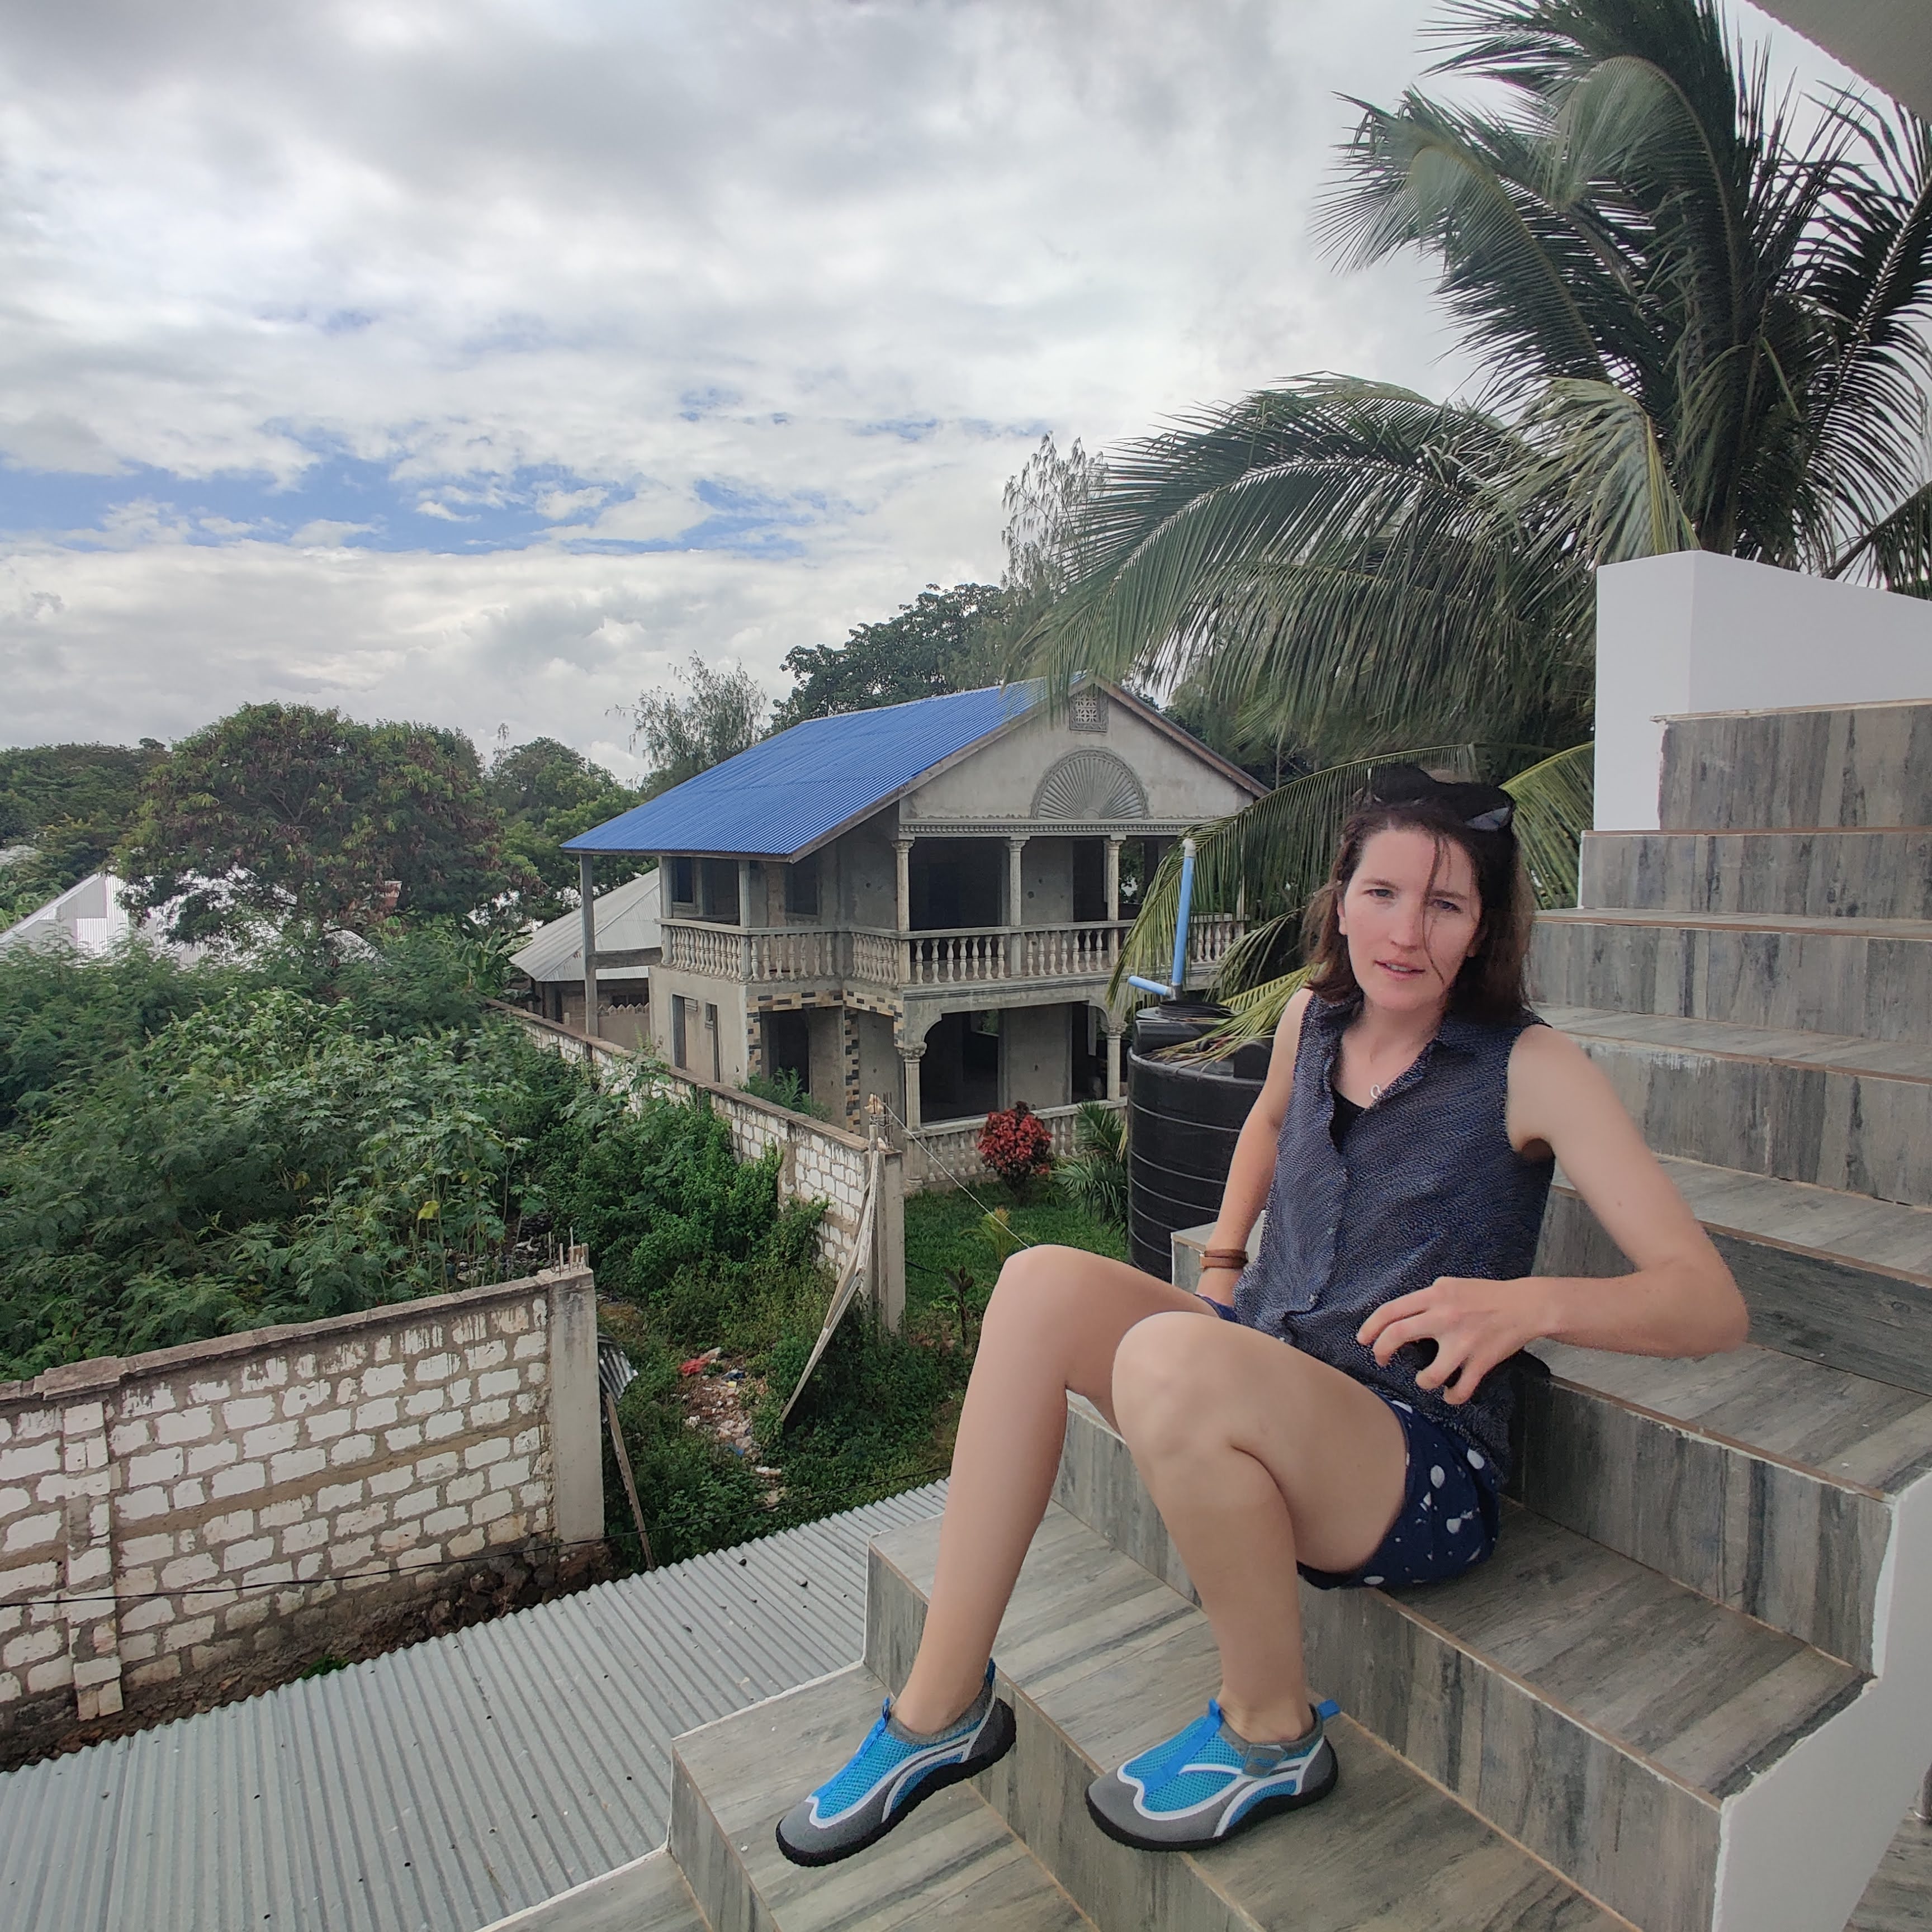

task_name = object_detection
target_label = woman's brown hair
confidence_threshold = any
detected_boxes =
[1300,773,1535,1022]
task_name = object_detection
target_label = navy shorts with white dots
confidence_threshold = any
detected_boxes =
[1300,1393,1502,1590]
[1197,1293,1503,1589]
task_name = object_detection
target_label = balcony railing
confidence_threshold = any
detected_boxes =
[661,915,1244,992]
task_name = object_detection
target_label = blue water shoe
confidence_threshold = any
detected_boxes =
[1085,1697,1339,1851]
[775,1663,1016,1866]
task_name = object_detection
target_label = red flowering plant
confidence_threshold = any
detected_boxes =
[978,1101,1055,1195]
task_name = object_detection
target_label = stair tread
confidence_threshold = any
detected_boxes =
[479,1850,704,1932]
[1533,1338,1932,1494]
[1555,1153,1932,1285]
[873,1508,1625,1931]
[1538,907,1932,939]
[1406,1504,1864,1796]
[673,1664,1091,1931]
[1544,1005,1932,1083]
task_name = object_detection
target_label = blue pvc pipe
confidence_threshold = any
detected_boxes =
[1169,837,1197,995]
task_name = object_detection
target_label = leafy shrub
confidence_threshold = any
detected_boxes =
[1058,1101,1128,1228]
[977,1101,1054,1192]
[740,1067,832,1122]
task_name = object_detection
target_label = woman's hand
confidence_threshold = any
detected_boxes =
[1197,1263,1242,1309]
[1356,1276,1551,1404]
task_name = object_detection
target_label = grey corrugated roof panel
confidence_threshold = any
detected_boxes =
[0,1481,945,1932]
[510,871,660,984]
[561,683,1044,859]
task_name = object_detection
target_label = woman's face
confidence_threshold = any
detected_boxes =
[1336,826,1483,1016]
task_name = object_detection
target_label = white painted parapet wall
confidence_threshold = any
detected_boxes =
[1594,551,1932,830]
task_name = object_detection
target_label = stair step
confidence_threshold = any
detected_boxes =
[1543,1005,1932,1207]
[866,1506,1625,1932]
[1658,700,1932,833]
[1515,1339,1932,1668]
[669,1664,1092,1931]
[1579,829,1932,921]
[1530,908,1932,1046]
[479,1849,706,1932]
[1537,1156,1932,1394]
[1048,1401,1865,1932]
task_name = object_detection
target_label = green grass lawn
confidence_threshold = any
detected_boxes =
[903,1183,1129,1325]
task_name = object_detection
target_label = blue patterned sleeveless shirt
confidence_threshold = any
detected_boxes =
[1235,992,1555,1477]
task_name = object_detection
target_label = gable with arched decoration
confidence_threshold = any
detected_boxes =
[1031,749,1148,820]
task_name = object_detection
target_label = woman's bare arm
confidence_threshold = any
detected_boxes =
[1358,1023,1748,1403]
[1197,988,1310,1306]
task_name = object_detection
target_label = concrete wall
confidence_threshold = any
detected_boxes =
[832,810,897,929]
[1004,1003,1072,1110]
[1020,837,1076,922]
[0,1266,598,1751]
[1595,552,1932,830]
[903,695,1254,826]
[902,1098,1123,1194]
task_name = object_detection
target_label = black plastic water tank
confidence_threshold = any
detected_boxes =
[1127,1001,1271,1279]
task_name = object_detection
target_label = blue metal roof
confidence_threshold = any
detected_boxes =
[564,682,1044,859]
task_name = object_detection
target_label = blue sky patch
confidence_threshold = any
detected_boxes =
[0,446,825,557]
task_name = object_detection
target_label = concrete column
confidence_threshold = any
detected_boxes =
[546,1262,603,1551]
[578,854,599,1040]
[874,1144,906,1334]
[1105,1017,1126,1102]
[1105,836,1123,923]
[893,837,913,933]
[898,1043,926,1130]
[1006,836,1027,927]
[737,859,754,927]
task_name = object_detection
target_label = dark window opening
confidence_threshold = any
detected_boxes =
[785,855,820,918]
[669,856,695,905]
[699,859,740,924]
[672,996,689,1069]
[918,1009,1002,1122]
[909,840,1003,931]
[704,1001,721,1082]
[1072,840,1106,922]
[764,1008,811,1090]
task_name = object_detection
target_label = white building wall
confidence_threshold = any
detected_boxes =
[1595,552,1932,830]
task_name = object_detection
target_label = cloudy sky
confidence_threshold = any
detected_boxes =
[0,0,1853,776]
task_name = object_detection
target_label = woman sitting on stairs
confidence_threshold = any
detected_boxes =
[776,766,1749,1866]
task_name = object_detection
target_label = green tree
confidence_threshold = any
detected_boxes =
[772,583,1010,730]
[1031,0,1932,1035]
[485,736,642,922]
[630,654,768,792]
[0,741,167,924]
[119,703,510,943]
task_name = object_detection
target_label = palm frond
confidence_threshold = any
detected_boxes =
[1502,741,1594,907]
[1523,379,1695,560]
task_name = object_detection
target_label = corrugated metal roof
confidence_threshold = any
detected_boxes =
[561,683,1043,860]
[510,872,660,985]
[0,1483,946,1932]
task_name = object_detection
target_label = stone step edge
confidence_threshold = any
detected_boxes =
[1532,1357,1892,1502]
[865,1527,1638,1932]
[1594,825,1932,836]
[473,1847,698,1932]
[1535,907,1932,936]
[1053,1405,1749,1815]
[1549,1168,1932,1293]
[1658,698,1932,721]
[1549,1010,1932,1087]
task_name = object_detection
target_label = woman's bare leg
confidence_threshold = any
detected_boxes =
[891,1244,1207,1732]
[1110,1311,1407,1742]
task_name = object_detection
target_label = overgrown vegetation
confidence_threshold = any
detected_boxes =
[0,932,1133,1573]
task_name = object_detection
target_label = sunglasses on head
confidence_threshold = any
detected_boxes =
[1365,765,1514,833]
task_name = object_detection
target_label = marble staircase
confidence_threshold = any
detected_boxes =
[492,699,1931,1932]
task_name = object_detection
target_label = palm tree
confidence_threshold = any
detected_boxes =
[1027,0,1932,1032]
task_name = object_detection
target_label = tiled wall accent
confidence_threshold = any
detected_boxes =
[0,1266,597,1745]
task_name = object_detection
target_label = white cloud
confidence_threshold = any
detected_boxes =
[0,0,1870,762]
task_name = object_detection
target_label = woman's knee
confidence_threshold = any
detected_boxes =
[979,1244,1091,1344]
[1111,1312,1224,1453]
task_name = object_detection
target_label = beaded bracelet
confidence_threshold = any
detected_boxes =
[1201,1247,1248,1271]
